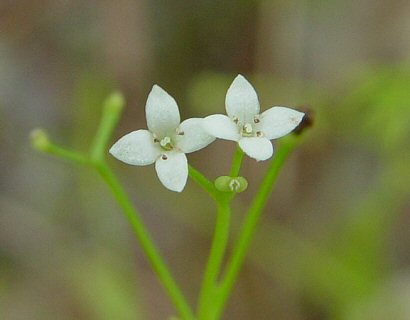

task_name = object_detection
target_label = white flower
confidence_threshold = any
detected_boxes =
[109,85,215,192]
[203,75,305,161]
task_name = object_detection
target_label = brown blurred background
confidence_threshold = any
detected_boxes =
[1,0,410,319]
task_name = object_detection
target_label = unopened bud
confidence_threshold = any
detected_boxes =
[104,91,125,113]
[215,176,248,193]
[30,128,51,152]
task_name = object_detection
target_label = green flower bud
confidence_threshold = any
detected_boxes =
[30,128,50,152]
[104,91,125,114]
[214,176,248,193]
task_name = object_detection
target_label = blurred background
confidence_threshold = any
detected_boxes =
[1,0,410,319]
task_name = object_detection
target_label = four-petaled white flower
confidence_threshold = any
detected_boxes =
[204,75,305,161]
[109,85,215,192]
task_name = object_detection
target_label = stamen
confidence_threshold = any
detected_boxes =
[256,131,263,137]
[243,123,253,134]
[161,154,168,160]
[175,127,185,135]
[159,136,173,151]
[160,137,171,147]
[254,116,260,123]
[233,117,239,124]
[154,138,160,143]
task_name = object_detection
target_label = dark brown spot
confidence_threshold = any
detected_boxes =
[161,154,168,160]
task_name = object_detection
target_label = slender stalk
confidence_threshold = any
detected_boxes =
[196,199,231,319]
[212,136,300,319]
[92,93,195,318]
[189,154,243,319]
[188,165,218,199]
[90,92,124,162]
[229,146,244,177]
[95,161,195,320]
[35,144,195,318]
[44,144,91,166]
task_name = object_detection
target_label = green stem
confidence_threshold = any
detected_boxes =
[90,92,124,162]
[95,161,195,320]
[189,153,244,319]
[188,165,218,199]
[229,146,244,177]
[46,144,91,166]
[212,136,300,319]
[32,91,195,319]
[197,199,231,320]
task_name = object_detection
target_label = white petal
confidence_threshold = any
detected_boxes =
[238,137,273,161]
[155,152,188,192]
[175,118,215,153]
[259,106,304,140]
[225,74,260,123]
[146,85,180,136]
[203,114,240,141]
[109,130,160,165]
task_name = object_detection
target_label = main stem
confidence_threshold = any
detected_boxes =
[197,199,231,319]
[95,161,195,320]
[212,137,300,319]
[194,146,244,319]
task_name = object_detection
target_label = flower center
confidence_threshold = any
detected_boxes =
[234,116,263,138]
[241,123,254,136]
[159,136,173,151]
